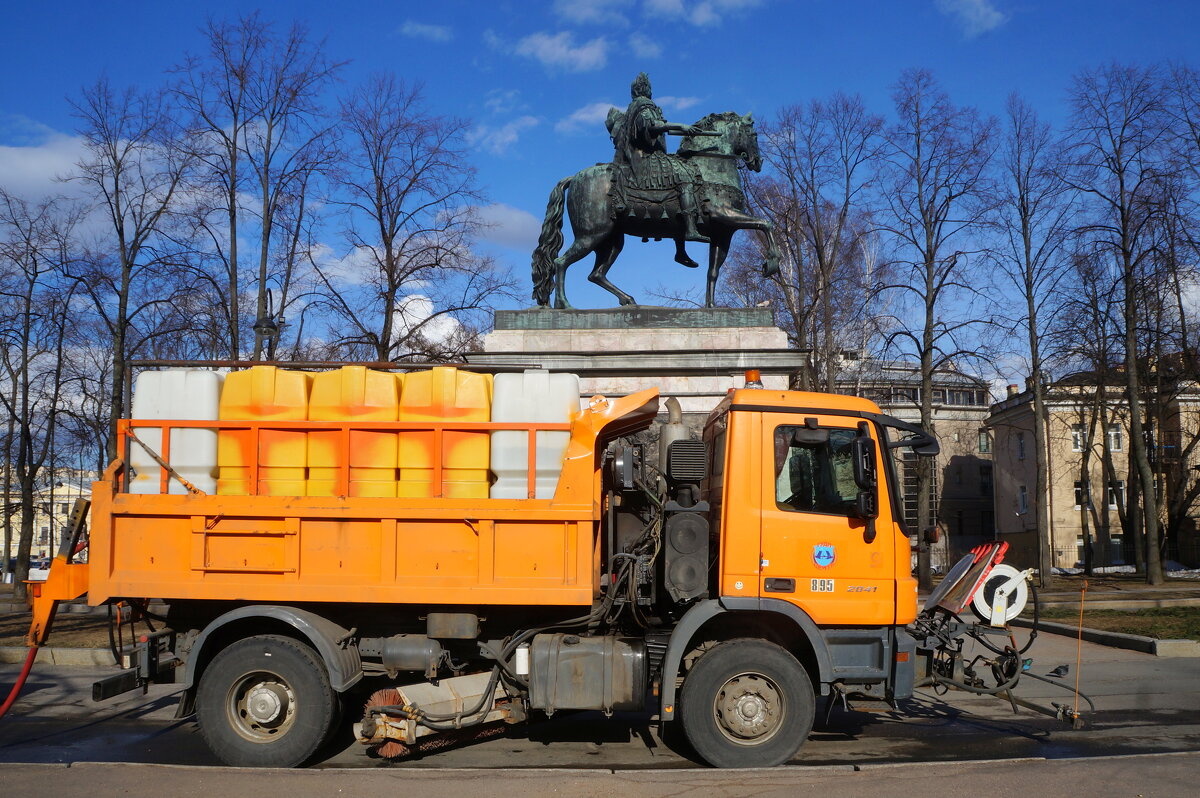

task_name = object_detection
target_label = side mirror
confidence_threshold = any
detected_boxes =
[854,490,878,520]
[851,425,877,490]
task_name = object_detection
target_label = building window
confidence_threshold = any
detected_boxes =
[1072,424,1086,452]
[1074,480,1090,509]
[980,465,993,496]
[1018,485,1028,514]
[58,501,70,515]
[932,389,946,403]
[978,430,991,453]
[893,387,918,403]
[1107,424,1122,451]
[1016,432,1026,460]
[948,389,975,405]
[981,509,995,536]
[39,526,50,544]
[1108,480,1125,509]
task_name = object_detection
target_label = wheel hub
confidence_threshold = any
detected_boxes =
[715,674,782,741]
[245,683,289,725]
[229,673,296,741]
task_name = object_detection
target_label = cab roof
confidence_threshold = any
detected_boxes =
[707,388,884,424]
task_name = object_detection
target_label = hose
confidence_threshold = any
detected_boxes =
[0,647,39,720]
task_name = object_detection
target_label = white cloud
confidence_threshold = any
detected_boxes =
[393,293,462,346]
[310,242,380,286]
[399,20,453,42]
[474,203,541,250]
[514,32,609,72]
[658,95,701,112]
[554,0,632,25]
[555,101,617,134]
[466,116,540,155]
[643,0,762,27]
[0,119,86,200]
[935,0,1007,38]
[484,89,522,115]
[628,32,662,58]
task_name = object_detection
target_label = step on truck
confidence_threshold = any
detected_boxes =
[24,363,1074,768]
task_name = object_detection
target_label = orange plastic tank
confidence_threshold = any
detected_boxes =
[216,366,311,495]
[397,367,492,498]
[307,366,400,497]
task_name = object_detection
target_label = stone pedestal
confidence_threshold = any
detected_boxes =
[468,307,807,420]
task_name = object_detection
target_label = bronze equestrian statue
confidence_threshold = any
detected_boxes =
[531,73,780,309]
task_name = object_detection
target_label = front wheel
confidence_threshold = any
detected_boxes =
[196,634,338,767]
[679,639,815,768]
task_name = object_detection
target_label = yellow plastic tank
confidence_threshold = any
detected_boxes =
[216,366,311,495]
[397,367,492,498]
[307,366,400,497]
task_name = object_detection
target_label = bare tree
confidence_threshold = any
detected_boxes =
[1062,64,1172,584]
[0,191,78,596]
[172,13,341,360]
[314,74,512,362]
[879,69,996,589]
[991,94,1075,585]
[759,94,884,391]
[69,78,193,460]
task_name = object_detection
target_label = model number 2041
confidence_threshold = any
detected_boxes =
[810,578,835,592]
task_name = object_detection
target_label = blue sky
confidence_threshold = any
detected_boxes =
[3,0,1199,310]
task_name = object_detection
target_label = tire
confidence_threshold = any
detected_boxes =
[679,638,815,768]
[196,634,338,768]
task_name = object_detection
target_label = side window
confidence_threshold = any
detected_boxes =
[773,426,858,515]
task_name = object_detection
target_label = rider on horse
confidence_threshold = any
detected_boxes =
[609,73,705,245]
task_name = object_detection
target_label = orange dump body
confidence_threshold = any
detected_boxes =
[86,390,659,608]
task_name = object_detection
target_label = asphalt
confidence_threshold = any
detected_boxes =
[0,753,1197,798]
[1,627,1198,773]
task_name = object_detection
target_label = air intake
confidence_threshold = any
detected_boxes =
[666,439,707,484]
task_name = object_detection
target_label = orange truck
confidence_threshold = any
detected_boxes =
[24,363,1051,768]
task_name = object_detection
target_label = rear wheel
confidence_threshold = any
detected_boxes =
[196,634,337,767]
[679,639,815,768]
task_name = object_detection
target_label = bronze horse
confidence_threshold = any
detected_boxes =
[531,112,780,309]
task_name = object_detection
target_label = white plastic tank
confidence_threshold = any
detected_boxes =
[128,369,223,494]
[490,369,580,499]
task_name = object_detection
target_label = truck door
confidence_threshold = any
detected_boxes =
[758,415,896,625]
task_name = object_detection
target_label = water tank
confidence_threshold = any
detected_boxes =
[307,366,400,497]
[216,366,311,495]
[490,370,580,499]
[129,369,223,495]
[397,367,492,499]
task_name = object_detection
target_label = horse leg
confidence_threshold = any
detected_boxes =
[705,230,734,308]
[553,232,609,309]
[588,234,636,306]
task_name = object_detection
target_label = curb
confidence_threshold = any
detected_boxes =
[0,646,114,666]
[1011,617,1200,657]
[1037,596,1200,611]
[0,601,105,615]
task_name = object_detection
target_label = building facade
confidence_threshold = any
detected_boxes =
[987,374,1200,570]
[1,470,93,569]
[837,359,995,569]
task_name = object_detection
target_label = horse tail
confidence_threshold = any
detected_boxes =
[531,176,571,306]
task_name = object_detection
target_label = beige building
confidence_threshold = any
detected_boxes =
[837,359,995,568]
[987,374,1200,570]
[1,470,93,569]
